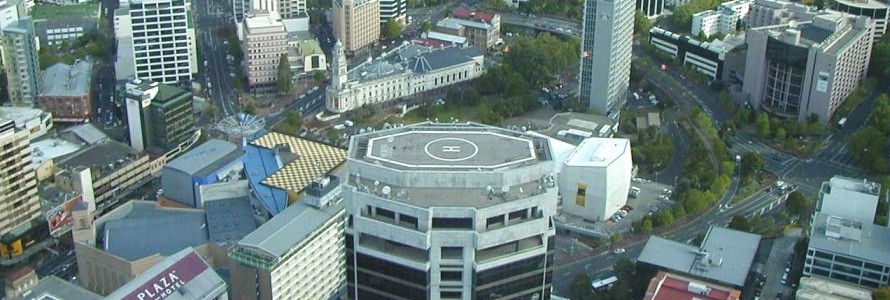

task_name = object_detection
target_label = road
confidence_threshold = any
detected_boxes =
[95,0,121,125]
[194,0,240,117]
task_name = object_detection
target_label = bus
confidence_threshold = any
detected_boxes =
[591,276,618,292]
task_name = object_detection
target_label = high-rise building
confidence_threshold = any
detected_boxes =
[242,11,289,92]
[234,0,306,22]
[830,0,889,41]
[1,10,39,107]
[332,0,379,52]
[742,12,874,122]
[114,0,197,84]
[124,79,196,153]
[344,122,556,299]
[578,0,634,117]
[0,118,40,240]
[379,0,405,23]
[637,0,664,17]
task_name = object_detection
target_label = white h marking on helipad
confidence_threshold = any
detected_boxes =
[442,146,461,152]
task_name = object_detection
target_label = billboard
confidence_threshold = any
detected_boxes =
[121,251,209,300]
[46,195,83,235]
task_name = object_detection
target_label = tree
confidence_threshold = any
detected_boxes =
[728,215,751,232]
[755,113,771,137]
[786,191,809,216]
[570,273,595,300]
[312,70,326,81]
[872,37,890,80]
[654,211,675,227]
[277,53,293,94]
[634,10,652,40]
[243,102,257,115]
[875,287,890,300]
[420,20,432,33]
[774,127,786,140]
[610,233,623,249]
[640,219,653,234]
[741,152,764,179]
[382,19,403,41]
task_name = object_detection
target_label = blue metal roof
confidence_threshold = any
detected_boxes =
[243,142,288,216]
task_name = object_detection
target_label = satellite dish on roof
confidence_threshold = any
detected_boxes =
[374,180,380,186]
[501,185,510,193]
[382,186,391,197]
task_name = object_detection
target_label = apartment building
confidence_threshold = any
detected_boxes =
[344,122,556,299]
[54,140,151,215]
[243,11,289,92]
[332,0,379,52]
[0,119,40,244]
[578,0,634,116]
[1,14,39,107]
[379,0,406,23]
[692,0,751,37]
[114,0,197,84]
[831,0,889,40]
[742,12,874,122]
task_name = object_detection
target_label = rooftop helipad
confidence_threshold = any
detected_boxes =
[364,129,538,170]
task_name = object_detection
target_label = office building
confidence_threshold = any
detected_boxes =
[748,0,820,27]
[649,28,744,81]
[105,247,229,300]
[578,0,634,116]
[795,276,873,300]
[379,0,406,23]
[332,0,379,52]
[243,11,289,92]
[326,42,484,113]
[114,0,197,84]
[229,176,345,300]
[124,79,196,153]
[831,0,889,40]
[1,16,39,107]
[37,59,93,123]
[638,0,664,17]
[638,226,761,287]
[818,176,882,225]
[432,7,501,52]
[558,137,633,222]
[643,271,742,300]
[742,12,874,123]
[233,0,306,21]
[4,267,101,300]
[54,140,151,214]
[345,122,557,299]
[161,139,245,208]
[804,213,890,288]
[0,107,53,140]
[31,2,99,46]
[0,118,40,255]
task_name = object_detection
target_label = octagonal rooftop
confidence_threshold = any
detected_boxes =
[350,122,552,171]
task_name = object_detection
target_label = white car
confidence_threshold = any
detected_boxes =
[613,248,626,254]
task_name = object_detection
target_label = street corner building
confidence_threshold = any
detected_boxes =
[344,122,557,299]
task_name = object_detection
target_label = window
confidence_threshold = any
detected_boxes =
[440,291,462,299]
[441,246,463,259]
[441,271,462,281]
[431,217,472,229]
[509,209,528,221]
[376,207,395,220]
[576,183,587,206]
[399,214,418,229]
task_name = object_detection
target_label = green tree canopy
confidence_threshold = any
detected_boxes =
[874,286,890,300]
[728,215,751,232]
[277,53,293,94]
[634,10,652,40]
[570,273,594,300]
[786,191,809,216]
[382,19,403,41]
[740,152,764,179]
[755,113,771,137]
[420,20,432,33]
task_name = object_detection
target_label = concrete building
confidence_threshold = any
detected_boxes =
[558,137,632,222]
[292,39,327,73]
[31,3,99,46]
[578,0,634,117]
[831,0,889,40]
[692,1,751,38]
[114,0,198,84]
[243,11,289,92]
[638,226,762,287]
[124,79,196,153]
[379,0,406,24]
[742,12,874,123]
[804,213,890,288]
[73,199,253,295]
[345,122,557,299]
[748,0,820,28]
[643,271,742,300]
[331,0,379,52]
[233,0,306,21]
[0,107,53,140]
[4,267,101,300]
[229,176,345,300]
[0,118,40,257]
[431,7,500,52]
[161,139,245,208]
[817,176,882,225]
[105,247,229,300]
[37,59,93,123]
[795,276,873,300]
[326,42,484,113]
[1,15,40,107]
[649,28,745,81]
[54,140,151,215]
[637,0,664,17]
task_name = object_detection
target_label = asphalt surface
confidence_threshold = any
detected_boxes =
[195,0,240,117]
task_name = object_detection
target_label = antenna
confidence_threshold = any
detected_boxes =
[501,185,510,193]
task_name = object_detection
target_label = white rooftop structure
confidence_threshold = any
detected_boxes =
[0,106,53,139]
[558,137,633,221]
[565,137,631,167]
[30,138,82,168]
[426,31,467,45]
[819,176,882,225]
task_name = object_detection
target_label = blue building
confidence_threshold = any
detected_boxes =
[161,139,245,208]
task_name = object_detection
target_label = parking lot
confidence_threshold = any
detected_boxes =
[595,179,675,234]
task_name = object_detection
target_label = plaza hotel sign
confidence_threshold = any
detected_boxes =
[121,252,209,300]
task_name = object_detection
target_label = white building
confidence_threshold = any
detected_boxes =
[817,176,882,226]
[578,0,634,116]
[558,137,632,222]
[325,41,485,113]
[0,107,52,140]
[1,0,39,107]
[692,0,751,37]
[345,122,557,299]
[379,0,406,23]
[114,0,198,84]
[805,214,890,288]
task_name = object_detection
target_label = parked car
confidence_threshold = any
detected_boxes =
[612,248,626,254]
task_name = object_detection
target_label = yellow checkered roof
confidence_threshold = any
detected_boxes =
[251,132,346,193]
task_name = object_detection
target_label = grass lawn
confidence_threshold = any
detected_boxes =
[32,3,100,20]
[402,104,478,124]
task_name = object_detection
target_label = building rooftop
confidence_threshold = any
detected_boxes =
[38,59,92,98]
[250,131,346,195]
[644,271,741,300]
[60,123,108,145]
[437,16,493,30]
[638,226,762,287]
[834,0,888,9]
[452,6,497,23]
[20,276,101,300]
[205,197,256,244]
[31,2,100,20]
[0,106,50,128]
[756,12,871,53]
[165,139,243,178]
[31,138,82,168]
[795,276,873,300]
[564,137,630,168]
[152,82,192,106]
[426,31,468,45]
[243,137,290,215]
[244,11,284,30]
[56,140,143,176]
[236,200,343,262]
[819,176,881,224]
[809,213,890,265]
[105,247,227,300]
[99,201,208,261]
[347,44,482,83]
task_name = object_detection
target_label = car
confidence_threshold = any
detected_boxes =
[613,248,626,254]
